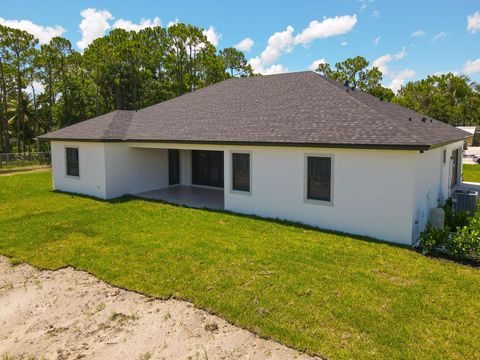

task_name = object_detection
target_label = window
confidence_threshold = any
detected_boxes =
[232,153,250,192]
[307,156,331,202]
[451,149,459,187]
[443,149,447,164]
[66,147,79,177]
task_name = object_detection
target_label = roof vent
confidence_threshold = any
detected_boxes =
[409,117,412,121]
[430,119,432,123]
[346,88,349,92]
[344,80,350,87]
[422,117,427,122]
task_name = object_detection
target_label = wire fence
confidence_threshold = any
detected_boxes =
[0,152,51,169]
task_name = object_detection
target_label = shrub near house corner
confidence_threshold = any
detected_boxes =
[420,198,480,262]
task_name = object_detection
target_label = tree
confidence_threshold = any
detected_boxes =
[1,26,37,153]
[316,56,393,101]
[219,47,253,77]
[395,73,480,125]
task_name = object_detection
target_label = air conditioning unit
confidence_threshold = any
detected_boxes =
[452,189,478,214]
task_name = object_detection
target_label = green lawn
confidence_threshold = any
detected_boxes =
[463,164,480,182]
[1,172,479,359]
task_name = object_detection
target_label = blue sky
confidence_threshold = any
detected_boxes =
[1,0,479,90]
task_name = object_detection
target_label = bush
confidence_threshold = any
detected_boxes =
[420,198,480,262]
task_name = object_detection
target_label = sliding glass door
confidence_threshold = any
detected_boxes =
[192,150,224,188]
[168,149,180,185]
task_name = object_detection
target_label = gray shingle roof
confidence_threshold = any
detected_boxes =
[40,71,469,150]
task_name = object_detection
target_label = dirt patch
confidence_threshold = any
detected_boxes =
[0,257,320,359]
[0,165,50,176]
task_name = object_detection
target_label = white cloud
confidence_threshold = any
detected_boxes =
[0,17,65,44]
[249,15,357,74]
[411,29,425,37]
[462,59,480,74]
[467,11,480,33]
[167,19,179,28]
[263,64,288,75]
[340,41,348,46]
[294,15,357,45]
[388,69,415,92]
[113,17,160,32]
[373,36,381,45]
[77,8,113,50]
[371,10,380,18]
[309,58,326,71]
[358,0,374,11]
[431,31,447,42]
[203,26,221,46]
[235,37,254,52]
[25,80,45,95]
[372,48,407,75]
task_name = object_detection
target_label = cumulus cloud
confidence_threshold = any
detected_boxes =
[235,37,254,52]
[340,41,348,46]
[467,11,480,33]
[77,8,113,50]
[373,36,381,45]
[431,31,447,42]
[388,69,415,92]
[113,17,161,32]
[0,17,65,44]
[249,15,357,74]
[263,64,288,75]
[372,48,407,75]
[411,29,425,37]
[309,58,326,71]
[294,15,357,45]
[462,59,480,74]
[167,19,179,28]
[203,26,221,46]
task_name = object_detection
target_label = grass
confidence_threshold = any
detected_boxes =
[463,164,480,182]
[0,171,479,359]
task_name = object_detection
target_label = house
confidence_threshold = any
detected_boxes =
[456,126,475,146]
[40,71,469,245]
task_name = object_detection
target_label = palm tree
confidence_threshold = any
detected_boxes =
[7,92,36,153]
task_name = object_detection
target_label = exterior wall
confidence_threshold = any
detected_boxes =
[411,141,464,241]
[104,143,169,199]
[223,146,416,245]
[51,140,463,245]
[51,141,107,199]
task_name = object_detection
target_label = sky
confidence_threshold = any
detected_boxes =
[0,0,479,92]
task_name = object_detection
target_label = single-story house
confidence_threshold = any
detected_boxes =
[40,71,469,245]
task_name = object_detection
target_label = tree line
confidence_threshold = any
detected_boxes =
[317,56,480,125]
[0,22,479,155]
[0,23,253,153]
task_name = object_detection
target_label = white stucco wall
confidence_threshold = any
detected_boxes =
[50,141,463,245]
[51,141,107,198]
[223,146,416,245]
[103,143,169,199]
[410,141,464,241]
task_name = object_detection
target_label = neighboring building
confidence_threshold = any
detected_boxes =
[456,126,475,146]
[40,71,469,245]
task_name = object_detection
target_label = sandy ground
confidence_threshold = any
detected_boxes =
[0,257,320,360]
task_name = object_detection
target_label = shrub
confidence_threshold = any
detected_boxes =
[419,223,450,254]
[442,198,470,231]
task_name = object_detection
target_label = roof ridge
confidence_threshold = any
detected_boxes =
[312,73,428,145]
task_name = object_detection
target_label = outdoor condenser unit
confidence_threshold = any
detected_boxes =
[452,189,478,214]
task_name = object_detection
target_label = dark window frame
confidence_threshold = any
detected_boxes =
[168,149,180,185]
[65,147,80,177]
[305,154,333,204]
[231,152,251,193]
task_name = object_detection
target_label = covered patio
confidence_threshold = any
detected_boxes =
[135,185,224,210]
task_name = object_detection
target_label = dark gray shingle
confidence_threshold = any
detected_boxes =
[40,71,469,150]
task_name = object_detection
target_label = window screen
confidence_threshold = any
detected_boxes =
[66,147,79,177]
[307,156,331,202]
[232,153,250,192]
